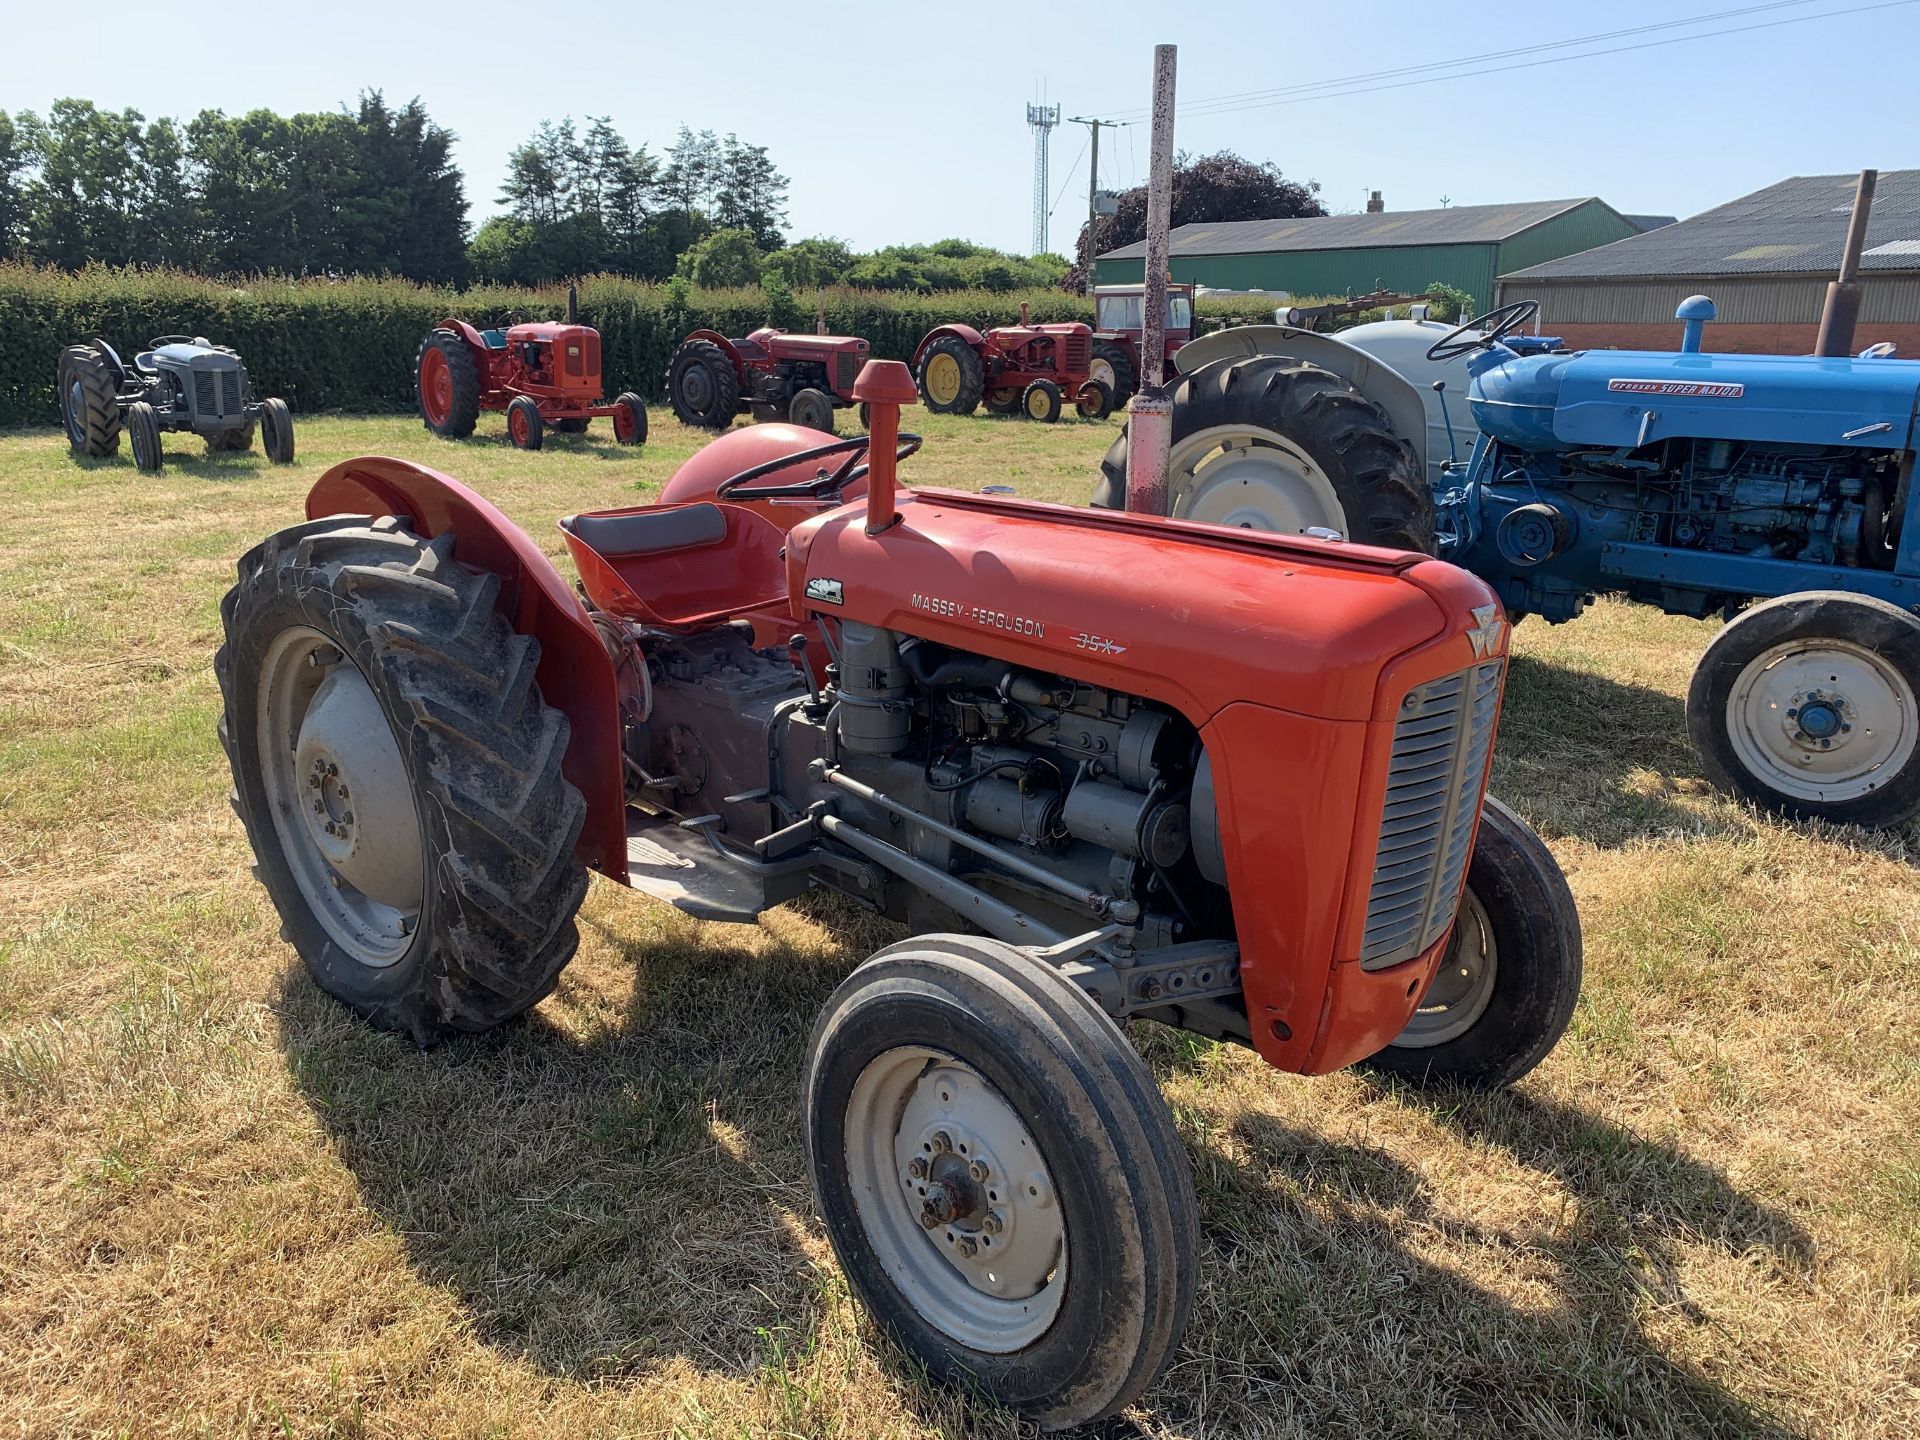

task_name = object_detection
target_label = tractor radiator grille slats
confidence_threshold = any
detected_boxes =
[1065,334,1090,372]
[193,370,217,415]
[221,370,241,415]
[1359,661,1503,970]
[836,353,859,392]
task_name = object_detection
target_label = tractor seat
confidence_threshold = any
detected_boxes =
[478,328,510,349]
[559,501,792,629]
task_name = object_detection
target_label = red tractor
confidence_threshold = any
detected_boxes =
[666,327,870,431]
[216,361,1579,1429]
[911,306,1112,423]
[415,291,647,451]
[1089,281,1196,403]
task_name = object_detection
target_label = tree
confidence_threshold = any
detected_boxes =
[762,235,854,289]
[676,227,763,287]
[661,126,721,226]
[0,112,31,260]
[1067,149,1323,289]
[18,99,152,267]
[714,134,788,250]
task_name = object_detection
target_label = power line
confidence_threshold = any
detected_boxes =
[1048,138,1089,216]
[1101,0,1908,120]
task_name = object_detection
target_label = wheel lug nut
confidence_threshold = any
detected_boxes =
[956,1236,978,1258]
[336,785,349,800]
[982,1211,1003,1235]
[930,1131,952,1154]
[918,1211,939,1231]
[968,1160,988,1182]
[907,1157,928,1180]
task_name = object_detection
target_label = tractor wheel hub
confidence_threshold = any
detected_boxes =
[291,665,424,912]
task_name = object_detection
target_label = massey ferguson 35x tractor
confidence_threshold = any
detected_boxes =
[912,307,1113,422]
[666,326,870,431]
[217,360,1579,1427]
[415,289,647,451]
[1097,292,1920,830]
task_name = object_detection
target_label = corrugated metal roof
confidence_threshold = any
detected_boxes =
[1504,170,1920,281]
[1097,198,1596,260]
[1625,214,1678,232]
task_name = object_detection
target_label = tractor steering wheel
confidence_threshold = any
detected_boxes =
[714,434,923,502]
[147,334,201,348]
[1425,300,1540,363]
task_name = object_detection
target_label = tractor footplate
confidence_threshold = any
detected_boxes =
[624,810,769,923]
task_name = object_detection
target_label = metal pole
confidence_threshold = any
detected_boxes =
[1815,168,1877,357]
[1086,121,1100,296]
[1124,43,1177,517]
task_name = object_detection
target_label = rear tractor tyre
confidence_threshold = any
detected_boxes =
[260,398,295,464]
[1089,340,1137,406]
[506,395,544,451]
[205,423,256,454]
[1360,796,1582,1090]
[1093,352,1433,552]
[58,343,123,458]
[805,934,1195,1429]
[416,330,481,439]
[916,336,986,416]
[788,386,835,433]
[1687,590,1920,828]
[611,392,648,446]
[1074,378,1113,421]
[1021,379,1062,424]
[127,401,164,473]
[666,338,742,429]
[215,515,589,1043]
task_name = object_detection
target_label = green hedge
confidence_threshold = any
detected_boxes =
[0,265,1331,427]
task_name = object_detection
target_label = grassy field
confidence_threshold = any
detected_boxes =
[1,409,1916,1439]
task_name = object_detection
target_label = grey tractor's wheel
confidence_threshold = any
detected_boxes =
[506,395,544,451]
[215,515,589,1042]
[1361,795,1582,1090]
[667,338,742,429]
[805,934,1196,1429]
[917,335,986,416]
[1093,352,1433,552]
[205,423,257,454]
[417,330,481,438]
[58,344,123,458]
[1021,379,1062,424]
[788,386,835,433]
[126,401,164,473]
[1090,339,1137,405]
[612,392,647,446]
[1688,590,1920,828]
[261,399,295,464]
[1074,377,1113,422]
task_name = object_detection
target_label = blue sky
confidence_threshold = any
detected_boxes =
[2,0,1913,255]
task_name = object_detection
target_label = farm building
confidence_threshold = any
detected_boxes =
[1092,197,1643,311]
[1496,170,1920,354]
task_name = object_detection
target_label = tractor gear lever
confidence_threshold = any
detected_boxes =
[788,633,826,714]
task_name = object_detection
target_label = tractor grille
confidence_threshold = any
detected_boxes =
[193,370,217,415]
[191,368,244,418]
[221,370,242,415]
[1064,333,1090,372]
[835,351,859,392]
[1359,661,1502,969]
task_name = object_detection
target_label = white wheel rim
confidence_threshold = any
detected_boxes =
[844,1046,1066,1352]
[1393,885,1498,1049]
[1167,423,1349,534]
[256,626,424,967]
[1089,358,1116,391]
[1725,637,1918,803]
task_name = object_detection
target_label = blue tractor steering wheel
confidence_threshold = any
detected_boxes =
[1426,300,1540,363]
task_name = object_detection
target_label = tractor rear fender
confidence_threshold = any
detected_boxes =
[682,328,750,379]
[431,317,494,357]
[912,324,985,365]
[305,456,628,883]
[1175,323,1431,476]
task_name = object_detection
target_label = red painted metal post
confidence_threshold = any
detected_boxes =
[852,359,919,535]
[1124,43,1178,517]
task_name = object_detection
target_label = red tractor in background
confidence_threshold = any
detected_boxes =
[666,328,870,432]
[415,289,647,451]
[911,306,1113,423]
[1089,281,1196,403]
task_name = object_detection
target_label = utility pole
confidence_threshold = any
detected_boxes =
[1124,43,1177,518]
[1068,116,1122,292]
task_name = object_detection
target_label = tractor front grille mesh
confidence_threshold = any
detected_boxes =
[193,370,217,415]
[835,352,859,392]
[1359,661,1502,969]
[1065,334,1090,372]
[220,370,241,415]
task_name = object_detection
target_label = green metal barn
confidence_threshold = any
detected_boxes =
[1093,197,1647,311]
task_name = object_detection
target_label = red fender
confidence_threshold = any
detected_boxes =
[430,317,491,357]
[911,323,985,366]
[306,457,628,883]
[679,327,749,380]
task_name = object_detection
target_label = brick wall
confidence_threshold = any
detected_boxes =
[1546,320,1920,355]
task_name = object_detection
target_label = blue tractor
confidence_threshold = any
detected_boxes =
[1096,298,1920,829]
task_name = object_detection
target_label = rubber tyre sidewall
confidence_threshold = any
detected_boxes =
[916,336,985,416]
[1687,590,1920,827]
[506,397,544,451]
[667,340,742,429]
[261,398,295,464]
[613,393,648,445]
[1021,380,1061,424]
[128,403,163,472]
[1361,795,1582,1090]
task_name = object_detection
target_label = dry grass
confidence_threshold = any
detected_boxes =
[1,410,1917,1438]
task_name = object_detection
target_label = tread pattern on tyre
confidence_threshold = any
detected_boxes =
[59,344,123,457]
[1094,353,1434,553]
[915,335,986,416]
[667,338,743,429]
[417,330,481,438]
[1090,339,1137,405]
[216,516,588,1042]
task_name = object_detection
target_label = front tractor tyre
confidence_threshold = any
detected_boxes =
[612,392,648,446]
[216,516,589,1043]
[805,934,1196,1429]
[127,401,164,473]
[506,395,544,451]
[261,398,295,464]
[1361,796,1582,1090]
[788,386,835,433]
[666,338,742,429]
[1093,352,1433,552]
[417,330,481,439]
[916,336,986,416]
[1074,377,1113,421]
[1687,590,1920,828]
[1021,378,1062,424]
[58,343,123,458]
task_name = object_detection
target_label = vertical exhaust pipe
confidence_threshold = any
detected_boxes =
[1815,169,1876,357]
[567,284,579,326]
